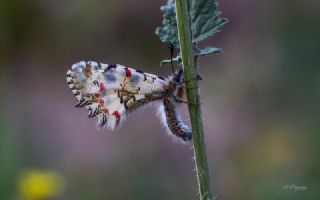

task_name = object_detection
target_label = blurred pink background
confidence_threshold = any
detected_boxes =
[0,0,319,199]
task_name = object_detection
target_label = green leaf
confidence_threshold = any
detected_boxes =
[155,0,228,46]
[160,54,181,66]
[195,46,223,56]
[155,0,179,48]
[190,0,228,43]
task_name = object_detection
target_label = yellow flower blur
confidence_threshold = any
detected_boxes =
[18,170,65,200]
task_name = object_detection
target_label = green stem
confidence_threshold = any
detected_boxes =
[175,0,213,199]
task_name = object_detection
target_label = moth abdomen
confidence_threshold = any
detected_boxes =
[163,98,192,141]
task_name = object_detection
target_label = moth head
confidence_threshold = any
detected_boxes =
[173,69,184,83]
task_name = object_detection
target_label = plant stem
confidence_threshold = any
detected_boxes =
[175,0,213,199]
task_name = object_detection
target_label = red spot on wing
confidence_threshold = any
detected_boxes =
[99,99,104,106]
[94,93,100,98]
[99,83,105,91]
[125,67,132,78]
[103,108,109,114]
[112,111,120,120]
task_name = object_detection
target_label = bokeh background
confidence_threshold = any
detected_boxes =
[1,0,319,199]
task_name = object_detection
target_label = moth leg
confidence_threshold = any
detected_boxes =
[179,74,202,85]
[196,74,203,81]
[177,75,202,93]
[173,96,201,106]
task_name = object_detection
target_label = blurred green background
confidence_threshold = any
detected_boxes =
[0,0,319,199]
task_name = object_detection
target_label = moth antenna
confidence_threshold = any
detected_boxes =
[168,44,175,74]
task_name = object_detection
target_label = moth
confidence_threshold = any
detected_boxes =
[66,61,192,141]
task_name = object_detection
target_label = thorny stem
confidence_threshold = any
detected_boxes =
[175,0,213,199]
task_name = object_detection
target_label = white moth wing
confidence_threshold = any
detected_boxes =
[67,60,169,130]
[69,61,167,94]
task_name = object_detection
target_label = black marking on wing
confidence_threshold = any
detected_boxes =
[93,80,99,87]
[97,62,102,69]
[75,98,92,107]
[135,69,144,74]
[69,85,77,90]
[67,80,75,85]
[88,107,99,118]
[99,114,107,127]
[123,96,136,110]
[106,64,117,71]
